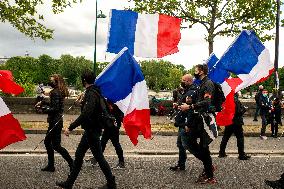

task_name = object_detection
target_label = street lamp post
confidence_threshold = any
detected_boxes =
[274,0,280,92]
[94,0,106,77]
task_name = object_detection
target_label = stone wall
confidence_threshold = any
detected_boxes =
[3,97,263,116]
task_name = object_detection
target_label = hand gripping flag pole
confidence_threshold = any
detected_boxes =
[33,94,83,151]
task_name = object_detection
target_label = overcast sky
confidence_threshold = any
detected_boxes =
[0,0,283,69]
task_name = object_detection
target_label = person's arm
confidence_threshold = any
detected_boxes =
[194,82,214,110]
[68,91,98,131]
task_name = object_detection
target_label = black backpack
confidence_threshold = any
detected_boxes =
[211,82,225,112]
[93,90,117,129]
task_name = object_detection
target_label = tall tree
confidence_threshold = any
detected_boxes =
[130,0,280,54]
[0,0,81,40]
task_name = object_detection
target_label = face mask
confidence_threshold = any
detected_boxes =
[194,73,200,79]
[48,81,56,88]
[263,94,268,97]
[180,82,187,88]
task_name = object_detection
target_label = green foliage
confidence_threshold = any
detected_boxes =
[140,60,184,92]
[0,0,82,40]
[14,71,36,97]
[130,0,282,54]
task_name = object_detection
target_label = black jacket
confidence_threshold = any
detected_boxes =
[258,95,271,116]
[233,96,246,126]
[43,88,64,124]
[195,76,215,112]
[68,85,102,132]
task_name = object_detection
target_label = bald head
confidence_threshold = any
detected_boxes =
[181,74,193,88]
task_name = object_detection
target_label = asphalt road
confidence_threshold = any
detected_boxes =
[0,155,282,189]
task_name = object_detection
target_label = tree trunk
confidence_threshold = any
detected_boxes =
[208,40,213,55]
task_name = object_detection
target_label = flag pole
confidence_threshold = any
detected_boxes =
[274,0,280,93]
[94,0,98,77]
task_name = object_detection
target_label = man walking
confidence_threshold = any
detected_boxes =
[253,85,264,121]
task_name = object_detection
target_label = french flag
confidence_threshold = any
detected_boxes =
[106,9,182,58]
[217,30,273,92]
[95,47,151,145]
[0,70,26,149]
[209,30,273,126]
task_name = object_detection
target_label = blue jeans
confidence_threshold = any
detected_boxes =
[177,128,190,168]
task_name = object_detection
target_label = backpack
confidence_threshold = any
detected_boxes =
[211,82,225,112]
[93,90,117,129]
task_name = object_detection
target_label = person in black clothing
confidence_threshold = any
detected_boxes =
[265,173,284,188]
[253,85,264,121]
[259,89,272,140]
[179,64,216,184]
[87,101,125,169]
[170,74,198,171]
[270,97,282,138]
[37,74,73,172]
[218,92,251,160]
[56,70,116,189]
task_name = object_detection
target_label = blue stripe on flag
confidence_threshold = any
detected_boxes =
[207,53,230,84]
[217,30,265,75]
[95,48,145,102]
[107,10,138,55]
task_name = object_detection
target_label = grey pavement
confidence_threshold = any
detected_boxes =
[14,114,264,126]
[0,155,283,189]
[2,134,284,155]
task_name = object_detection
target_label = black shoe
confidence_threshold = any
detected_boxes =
[238,154,251,160]
[253,119,258,122]
[98,176,117,189]
[41,165,55,172]
[274,135,278,138]
[56,181,72,189]
[265,179,284,189]
[218,153,228,158]
[169,165,185,171]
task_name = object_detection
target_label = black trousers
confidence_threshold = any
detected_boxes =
[66,131,114,185]
[184,128,213,178]
[219,124,245,157]
[101,127,124,163]
[44,120,73,167]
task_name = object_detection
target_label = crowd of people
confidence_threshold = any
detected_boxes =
[33,64,284,189]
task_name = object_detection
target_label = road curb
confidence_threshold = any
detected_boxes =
[23,129,271,137]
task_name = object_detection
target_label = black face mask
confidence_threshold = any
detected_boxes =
[180,82,187,88]
[194,73,200,79]
[48,81,56,88]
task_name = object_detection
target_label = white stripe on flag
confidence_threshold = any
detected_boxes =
[115,80,149,115]
[236,48,272,91]
[134,14,159,57]
[0,97,11,117]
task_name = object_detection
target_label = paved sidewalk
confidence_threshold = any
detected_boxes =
[2,134,284,155]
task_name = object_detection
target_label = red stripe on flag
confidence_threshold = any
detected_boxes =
[216,78,243,126]
[0,70,24,95]
[123,109,151,146]
[157,14,181,58]
[0,113,26,149]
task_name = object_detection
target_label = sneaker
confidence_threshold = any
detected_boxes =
[260,135,267,140]
[55,181,72,189]
[169,165,185,171]
[265,179,284,189]
[218,153,228,158]
[198,177,217,184]
[238,154,251,160]
[112,162,125,169]
[196,165,216,183]
[41,165,55,172]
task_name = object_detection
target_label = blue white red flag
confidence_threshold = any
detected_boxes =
[96,47,151,145]
[106,9,181,58]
